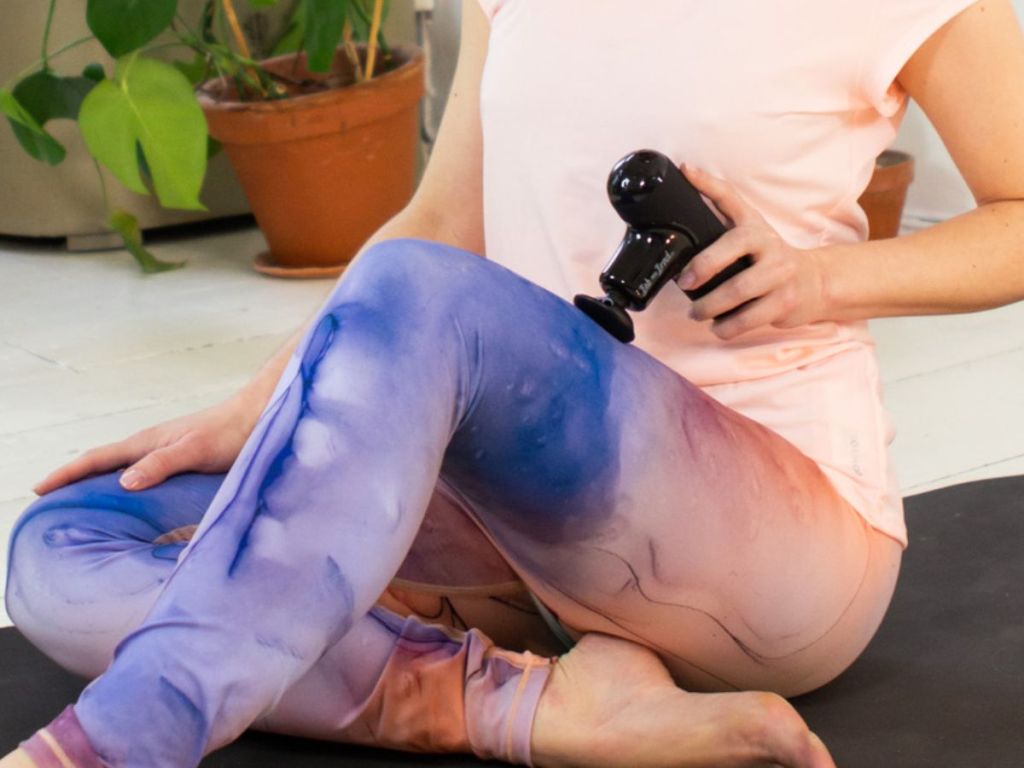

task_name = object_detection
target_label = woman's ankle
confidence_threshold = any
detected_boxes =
[11,707,104,768]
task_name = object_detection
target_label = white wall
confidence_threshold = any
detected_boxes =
[893,0,1024,221]
[421,1,462,139]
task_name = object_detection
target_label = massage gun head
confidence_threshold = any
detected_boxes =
[575,149,712,343]
[573,292,636,343]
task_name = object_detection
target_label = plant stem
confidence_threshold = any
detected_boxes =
[342,20,363,82]
[140,41,195,56]
[220,0,253,60]
[219,0,269,97]
[41,0,58,70]
[175,12,202,42]
[92,158,111,212]
[364,0,384,82]
[4,35,94,89]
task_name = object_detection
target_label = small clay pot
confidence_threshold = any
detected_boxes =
[857,149,915,241]
[198,45,425,277]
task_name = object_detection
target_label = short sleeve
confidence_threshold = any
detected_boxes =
[862,0,980,115]
[475,0,506,22]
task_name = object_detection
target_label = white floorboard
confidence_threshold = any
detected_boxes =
[882,346,1024,491]
[870,301,1024,384]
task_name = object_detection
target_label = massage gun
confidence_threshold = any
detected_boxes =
[574,150,753,343]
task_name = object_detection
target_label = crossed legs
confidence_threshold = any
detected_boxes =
[4,239,901,766]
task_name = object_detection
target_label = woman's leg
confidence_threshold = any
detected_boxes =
[5,472,556,765]
[7,238,892,766]
[6,473,222,678]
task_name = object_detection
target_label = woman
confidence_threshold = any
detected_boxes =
[5,1,1024,766]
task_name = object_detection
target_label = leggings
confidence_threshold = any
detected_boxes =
[5,239,902,768]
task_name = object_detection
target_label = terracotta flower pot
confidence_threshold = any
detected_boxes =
[198,45,425,277]
[857,149,915,241]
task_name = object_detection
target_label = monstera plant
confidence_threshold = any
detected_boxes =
[1,0,395,273]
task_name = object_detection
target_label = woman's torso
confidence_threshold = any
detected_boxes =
[473,0,976,544]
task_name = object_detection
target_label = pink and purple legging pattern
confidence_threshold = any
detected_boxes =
[6,239,901,767]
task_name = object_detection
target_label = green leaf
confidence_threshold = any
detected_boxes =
[246,0,279,7]
[349,0,390,42]
[272,0,306,55]
[83,63,106,82]
[79,55,208,210]
[78,82,146,195]
[173,53,210,86]
[108,209,186,273]
[0,89,37,128]
[1,86,67,165]
[14,71,95,122]
[347,0,391,62]
[199,0,217,45]
[304,0,348,72]
[377,0,392,56]
[5,71,97,164]
[86,0,178,57]
[348,0,370,39]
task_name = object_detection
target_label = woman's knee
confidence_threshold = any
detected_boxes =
[7,492,84,579]
[6,481,183,675]
[346,238,485,293]
[294,239,510,395]
[332,238,526,334]
[6,485,123,606]
[6,474,179,612]
[5,493,93,638]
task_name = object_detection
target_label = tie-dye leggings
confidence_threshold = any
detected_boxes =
[6,239,902,767]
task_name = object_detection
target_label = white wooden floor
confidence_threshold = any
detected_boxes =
[2,222,1023,628]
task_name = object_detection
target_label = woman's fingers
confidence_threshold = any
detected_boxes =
[708,296,772,340]
[676,167,770,295]
[690,257,774,322]
[33,436,148,495]
[703,280,802,340]
[32,398,255,496]
[119,440,201,491]
[678,227,753,291]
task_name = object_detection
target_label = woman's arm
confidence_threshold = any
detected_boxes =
[681,0,1024,337]
[35,0,492,494]
[821,0,1024,320]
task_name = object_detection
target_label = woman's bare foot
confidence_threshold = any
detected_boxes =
[531,633,835,768]
[0,749,35,768]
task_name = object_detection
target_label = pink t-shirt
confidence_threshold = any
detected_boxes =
[474,0,979,545]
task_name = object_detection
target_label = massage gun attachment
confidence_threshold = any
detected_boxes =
[574,150,753,343]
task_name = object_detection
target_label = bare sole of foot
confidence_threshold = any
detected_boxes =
[531,633,836,768]
[0,749,35,768]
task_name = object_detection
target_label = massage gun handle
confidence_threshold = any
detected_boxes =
[607,149,753,308]
[684,253,754,302]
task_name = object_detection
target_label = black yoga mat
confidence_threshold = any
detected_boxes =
[2,476,1022,767]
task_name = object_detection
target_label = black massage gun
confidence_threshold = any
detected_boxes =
[574,150,753,343]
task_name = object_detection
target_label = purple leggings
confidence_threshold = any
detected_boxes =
[6,239,900,767]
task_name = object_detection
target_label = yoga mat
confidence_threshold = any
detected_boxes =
[2,476,1022,766]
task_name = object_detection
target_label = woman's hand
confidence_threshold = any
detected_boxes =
[33,391,266,495]
[677,165,831,339]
